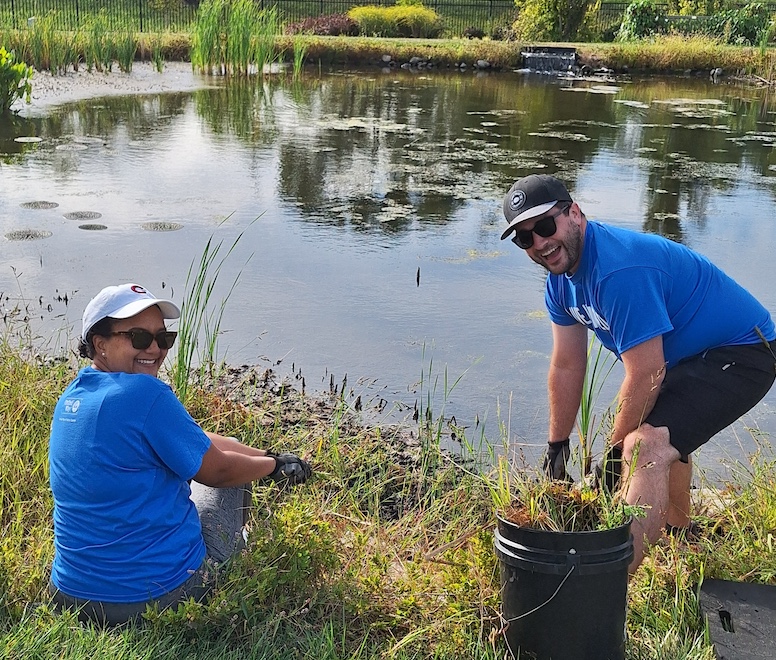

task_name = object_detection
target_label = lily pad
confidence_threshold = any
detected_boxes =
[72,136,106,145]
[14,136,43,143]
[440,249,503,264]
[527,131,591,142]
[141,221,183,232]
[78,224,108,231]
[20,201,59,210]
[5,229,53,241]
[55,143,89,152]
[613,100,650,109]
[64,211,102,220]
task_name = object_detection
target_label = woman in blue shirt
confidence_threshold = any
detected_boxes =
[48,283,311,625]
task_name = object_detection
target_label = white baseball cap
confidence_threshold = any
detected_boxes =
[82,283,180,338]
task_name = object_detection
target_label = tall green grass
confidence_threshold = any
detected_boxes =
[0,330,74,614]
[191,0,280,76]
[23,11,81,73]
[169,225,252,406]
[578,336,617,476]
[115,26,137,73]
[0,271,774,658]
[291,36,307,78]
[85,12,113,72]
[1,316,773,657]
[150,32,165,72]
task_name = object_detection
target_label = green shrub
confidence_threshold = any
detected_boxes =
[512,1,555,40]
[390,5,443,38]
[0,47,32,114]
[618,0,769,45]
[617,0,667,41]
[708,2,770,45]
[666,0,725,15]
[347,3,443,38]
[347,6,388,36]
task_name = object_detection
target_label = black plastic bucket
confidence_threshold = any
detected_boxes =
[494,513,633,660]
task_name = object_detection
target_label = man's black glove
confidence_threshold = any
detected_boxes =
[266,452,312,486]
[542,439,570,481]
[593,445,622,492]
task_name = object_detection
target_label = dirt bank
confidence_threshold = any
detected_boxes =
[19,61,218,116]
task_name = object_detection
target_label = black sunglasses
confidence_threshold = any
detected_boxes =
[111,329,178,350]
[512,204,571,250]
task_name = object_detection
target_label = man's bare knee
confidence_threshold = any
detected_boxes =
[623,424,680,471]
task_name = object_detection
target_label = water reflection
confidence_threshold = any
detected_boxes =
[2,69,776,477]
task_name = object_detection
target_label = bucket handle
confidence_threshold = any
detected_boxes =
[502,564,576,623]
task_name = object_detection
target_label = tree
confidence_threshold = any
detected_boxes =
[513,0,597,41]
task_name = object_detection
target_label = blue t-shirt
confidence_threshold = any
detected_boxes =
[49,367,211,603]
[545,221,775,367]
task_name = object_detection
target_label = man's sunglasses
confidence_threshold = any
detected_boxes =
[111,329,178,350]
[512,204,571,250]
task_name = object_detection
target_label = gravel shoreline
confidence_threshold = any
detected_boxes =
[19,61,218,116]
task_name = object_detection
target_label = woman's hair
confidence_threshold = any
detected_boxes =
[78,316,115,359]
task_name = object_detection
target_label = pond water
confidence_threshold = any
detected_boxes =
[2,67,776,480]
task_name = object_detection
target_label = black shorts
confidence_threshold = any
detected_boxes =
[645,341,776,460]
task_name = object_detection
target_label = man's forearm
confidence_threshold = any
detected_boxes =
[548,363,585,442]
[610,371,663,448]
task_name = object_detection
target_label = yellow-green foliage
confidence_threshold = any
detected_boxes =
[512,1,556,41]
[668,0,725,15]
[276,35,527,68]
[0,334,75,610]
[585,34,765,72]
[347,4,443,38]
[1,320,776,656]
[347,6,386,36]
[512,0,596,41]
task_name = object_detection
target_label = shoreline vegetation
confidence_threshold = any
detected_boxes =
[0,314,775,658]
[285,33,776,79]
[3,25,776,660]
[4,27,776,80]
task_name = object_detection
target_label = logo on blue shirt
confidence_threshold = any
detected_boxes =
[568,305,610,331]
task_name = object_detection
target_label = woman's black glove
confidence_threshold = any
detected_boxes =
[266,452,312,486]
[542,438,570,481]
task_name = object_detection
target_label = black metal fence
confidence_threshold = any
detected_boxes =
[2,0,774,38]
[0,0,517,34]
[588,1,628,37]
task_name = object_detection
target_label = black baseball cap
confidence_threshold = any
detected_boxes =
[501,175,573,240]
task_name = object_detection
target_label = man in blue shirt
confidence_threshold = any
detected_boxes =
[501,174,776,573]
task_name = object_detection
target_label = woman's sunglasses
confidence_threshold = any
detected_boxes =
[111,329,178,350]
[512,204,571,250]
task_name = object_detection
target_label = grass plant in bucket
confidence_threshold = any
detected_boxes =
[490,342,644,660]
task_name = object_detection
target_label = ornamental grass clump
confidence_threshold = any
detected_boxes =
[489,337,642,533]
[501,477,640,533]
[347,2,443,38]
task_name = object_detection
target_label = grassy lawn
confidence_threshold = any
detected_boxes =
[0,315,775,658]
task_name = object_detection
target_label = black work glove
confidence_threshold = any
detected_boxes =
[266,452,312,486]
[593,445,622,492]
[542,438,570,481]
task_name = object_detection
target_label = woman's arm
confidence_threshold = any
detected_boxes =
[193,443,277,488]
[206,432,268,457]
[194,435,312,488]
